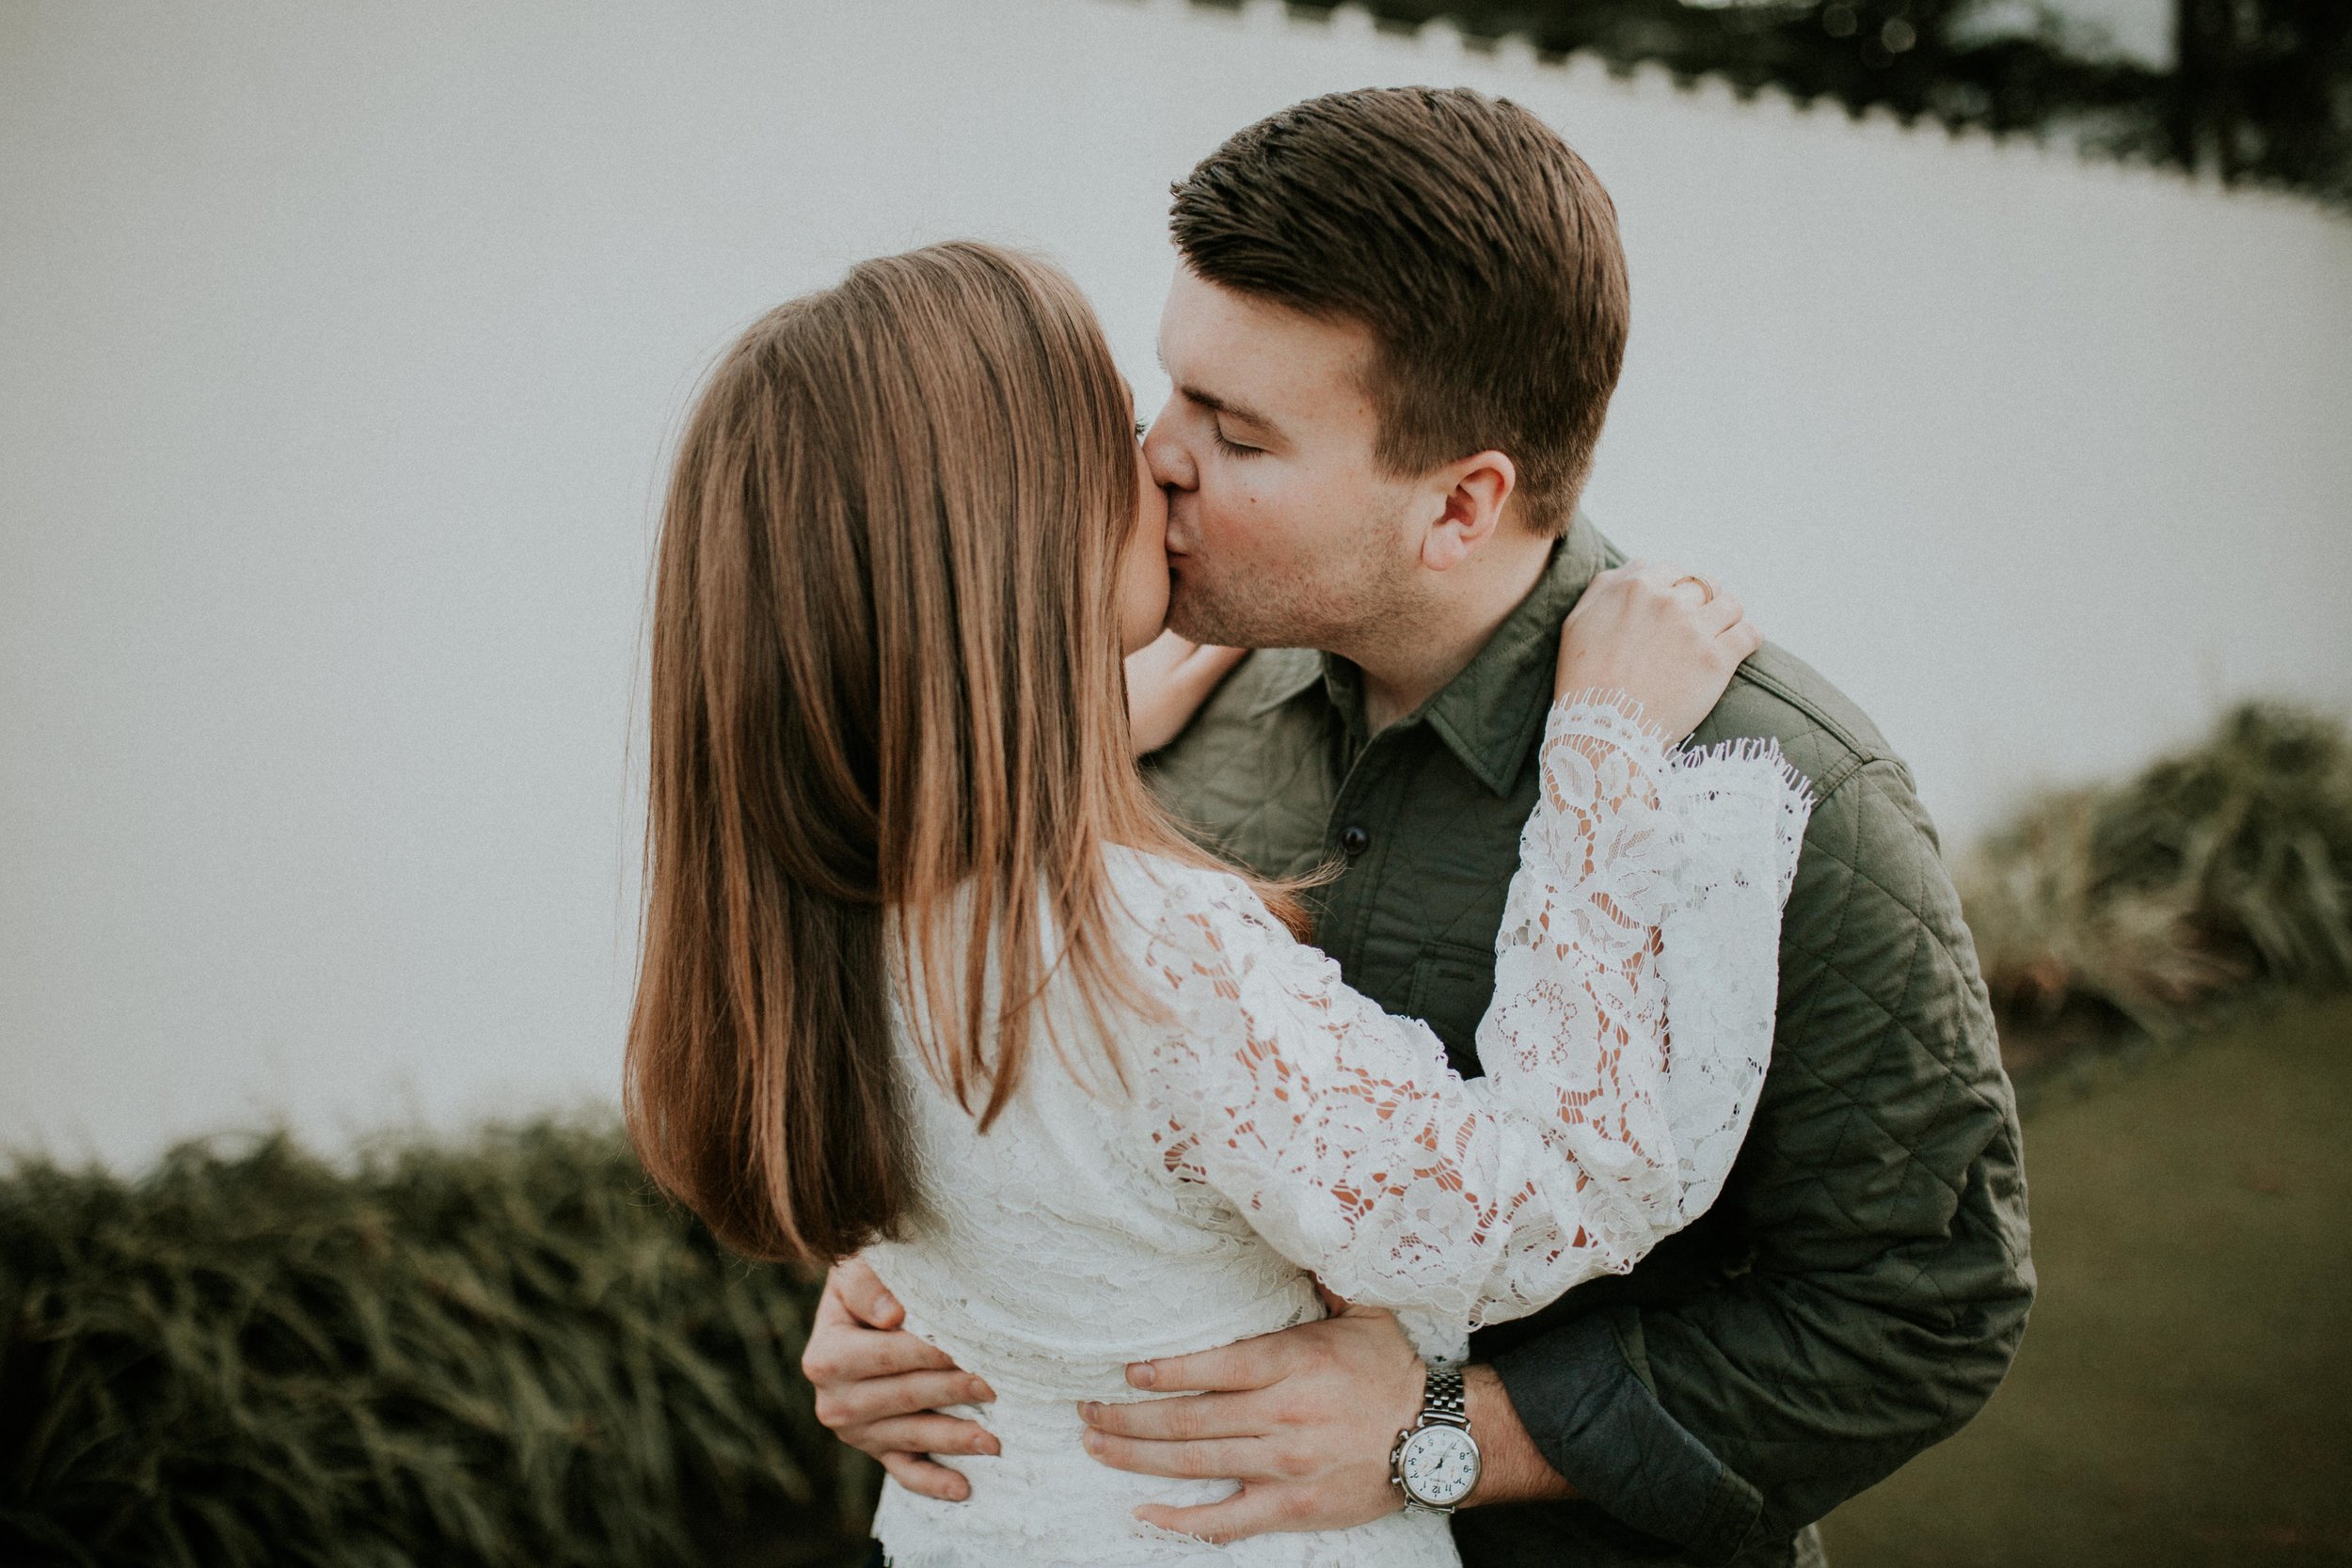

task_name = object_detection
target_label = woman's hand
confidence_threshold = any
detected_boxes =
[1125,632,1248,756]
[1554,562,1763,744]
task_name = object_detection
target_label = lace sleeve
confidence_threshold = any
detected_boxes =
[1136,693,1811,1330]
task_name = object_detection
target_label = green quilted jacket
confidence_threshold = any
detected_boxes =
[1143,516,2034,1567]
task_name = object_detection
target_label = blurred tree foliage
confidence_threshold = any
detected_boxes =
[1332,0,2351,204]
[2171,0,2352,200]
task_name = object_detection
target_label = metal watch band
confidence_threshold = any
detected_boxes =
[1419,1364,1471,1429]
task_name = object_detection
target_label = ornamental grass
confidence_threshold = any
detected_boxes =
[1957,701,2352,1042]
[8,702,2344,1564]
[0,1121,875,1568]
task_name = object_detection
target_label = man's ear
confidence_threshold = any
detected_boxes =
[1418,450,1518,573]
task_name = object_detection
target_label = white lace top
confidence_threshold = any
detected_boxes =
[863,696,1811,1568]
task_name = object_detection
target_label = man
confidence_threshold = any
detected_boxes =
[803,87,2032,1566]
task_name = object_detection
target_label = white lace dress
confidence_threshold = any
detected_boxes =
[862,696,1811,1568]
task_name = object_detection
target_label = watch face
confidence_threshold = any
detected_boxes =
[1400,1424,1480,1508]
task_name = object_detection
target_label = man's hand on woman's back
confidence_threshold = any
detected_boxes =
[803,1258,998,1500]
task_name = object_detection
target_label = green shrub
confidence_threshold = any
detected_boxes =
[0,1121,876,1568]
[1958,702,2352,1038]
[16,701,2342,1563]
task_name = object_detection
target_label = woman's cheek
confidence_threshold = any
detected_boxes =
[1118,519,1172,655]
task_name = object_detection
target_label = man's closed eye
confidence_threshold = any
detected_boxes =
[1210,422,1262,457]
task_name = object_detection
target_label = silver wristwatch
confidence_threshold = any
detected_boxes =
[1389,1362,1481,1515]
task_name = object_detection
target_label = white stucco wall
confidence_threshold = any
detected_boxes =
[5,0,2348,1168]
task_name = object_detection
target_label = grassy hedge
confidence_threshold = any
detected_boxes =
[0,1122,876,1568]
[7,701,2344,1564]
[1957,701,2352,1050]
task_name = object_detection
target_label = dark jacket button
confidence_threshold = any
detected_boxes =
[1339,826,1371,856]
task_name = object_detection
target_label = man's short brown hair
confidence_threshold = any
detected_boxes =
[1169,87,1629,537]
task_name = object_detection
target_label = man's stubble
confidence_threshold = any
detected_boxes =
[1165,504,1434,662]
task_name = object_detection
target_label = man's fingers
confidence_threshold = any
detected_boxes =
[880,1451,972,1503]
[873,1335,966,1378]
[1085,1430,1271,1481]
[803,1318,962,1387]
[803,1264,968,1403]
[858,1412,1000,1459]
[1081,1390,1263,1442]
[824,1368,994,1427]
[831,1256,905,1329]
[1128,1336,1286,1392]
[1134,1485,1302,1545]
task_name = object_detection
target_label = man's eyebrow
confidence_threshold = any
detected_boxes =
[1174,381,1279,434]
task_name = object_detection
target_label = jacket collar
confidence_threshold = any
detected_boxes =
[1242,512,1616,797]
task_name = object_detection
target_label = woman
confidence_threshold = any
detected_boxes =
[625,243,1806,1567]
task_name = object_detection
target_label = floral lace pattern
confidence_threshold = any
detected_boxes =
[864,695,1810,1567]
[1137,694,1808,1336]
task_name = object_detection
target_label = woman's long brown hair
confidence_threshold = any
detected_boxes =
[626,243,1293,1266]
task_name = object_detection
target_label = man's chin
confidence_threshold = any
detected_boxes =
[1167,580,1280,652]
[1161,587,1223,648]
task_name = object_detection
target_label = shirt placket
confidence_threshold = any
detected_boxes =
[1311,723,1420,983]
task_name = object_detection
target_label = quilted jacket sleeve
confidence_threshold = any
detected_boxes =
[1483,755,2035,1561]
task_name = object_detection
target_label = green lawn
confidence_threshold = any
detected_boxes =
[1820,998,2352,1566]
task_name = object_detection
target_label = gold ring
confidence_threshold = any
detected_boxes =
[1673,574,1718,605]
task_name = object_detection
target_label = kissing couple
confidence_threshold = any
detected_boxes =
[625,87,2032,1568]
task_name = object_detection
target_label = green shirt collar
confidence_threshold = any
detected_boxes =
[1243,512,1614,798]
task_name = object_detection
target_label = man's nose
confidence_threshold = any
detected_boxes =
[1142,406,1197,492]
